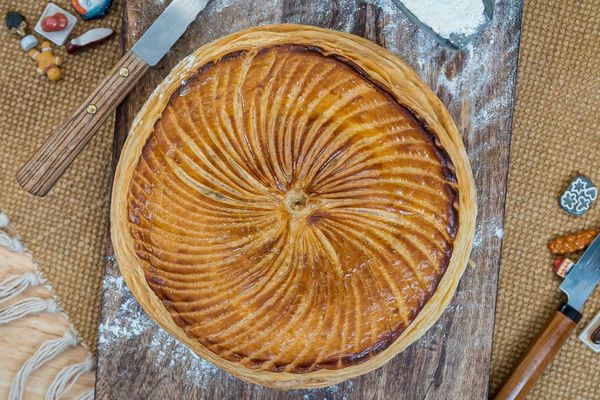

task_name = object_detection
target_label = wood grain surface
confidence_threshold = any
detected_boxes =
[96,1,523,399]
[16,50,148,197]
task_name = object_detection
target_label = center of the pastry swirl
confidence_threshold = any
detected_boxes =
[283,188,309,215]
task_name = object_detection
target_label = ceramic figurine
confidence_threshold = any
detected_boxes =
[72,0,113,20]
[28,40,63,81]
[579,310,600,352]
[553,257,575,278]
[34,3,77,46]
[5,11,39,51]
[66,27,113,54]
[559,175,598,216]
[6,10,64,80]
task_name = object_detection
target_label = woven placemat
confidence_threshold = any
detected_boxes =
[0,0,121,351]
[491,0,600,398]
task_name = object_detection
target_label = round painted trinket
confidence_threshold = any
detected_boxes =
[72,0,112,20]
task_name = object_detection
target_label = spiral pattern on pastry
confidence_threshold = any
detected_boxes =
[127,45,458,373]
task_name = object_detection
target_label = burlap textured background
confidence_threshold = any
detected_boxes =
[0,0,121,351]
[490,0,600,399]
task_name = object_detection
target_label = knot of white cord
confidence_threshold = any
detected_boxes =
[0,271,46,304]
[63,330,78,347]
[23,271,43,285]
[46,299,59,314]
[83,355,94,372]
[0,212,9,228]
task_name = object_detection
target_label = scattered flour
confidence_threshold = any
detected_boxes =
[98,273,220,381]
[102,0,521,394]
[472,218,506,249]
[380,0,520,135]
[494,226,504,239]
[399,0,487,38]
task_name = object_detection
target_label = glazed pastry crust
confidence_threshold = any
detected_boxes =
[111,24,477,389]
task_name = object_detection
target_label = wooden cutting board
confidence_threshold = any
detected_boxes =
[96,1,524,399]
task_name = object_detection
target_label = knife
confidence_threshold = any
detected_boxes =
[16,0,210,196]
[495,233,600,400]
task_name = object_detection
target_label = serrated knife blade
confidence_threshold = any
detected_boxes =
[560,233,600,311]
[132,0,210,66]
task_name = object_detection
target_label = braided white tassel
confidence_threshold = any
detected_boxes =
[9,329,79,400]
[0,271,46,304]
[0,211,25,252]
[44,355,94,400]
[75,389,95,400]
[0,231,24,252]
[0,211,10,228]
[0,297,59,325]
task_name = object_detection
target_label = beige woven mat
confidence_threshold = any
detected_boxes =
[491,0,600,399]
[0,0,121,351]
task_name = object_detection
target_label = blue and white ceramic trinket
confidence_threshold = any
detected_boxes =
[560,175,597,216]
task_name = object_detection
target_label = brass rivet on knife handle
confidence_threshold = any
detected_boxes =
[16,50,149,196]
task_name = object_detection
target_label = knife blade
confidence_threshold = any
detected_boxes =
[495,232,600,400]
[560,233,600,311]
[133,0,210,66]
[16,0,210,196]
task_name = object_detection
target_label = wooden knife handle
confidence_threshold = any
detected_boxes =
[494,304,582,400]
[16,50,149,196]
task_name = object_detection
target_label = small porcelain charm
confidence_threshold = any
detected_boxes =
[6,11,27,36]
[66,27,113,54]
[72,0,113,20]
[28,40,63,81]
[41,12,69,32]
[20,34,39,51]
[6,11,62,80]
[34,3,77,46]
[6,12,39,51]
[553,257,575,278]
[548,228,598,254]
[579,309,600,352]
[560,175,597,217]
[593,325,600,345]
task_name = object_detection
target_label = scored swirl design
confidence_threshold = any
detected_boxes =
[128,45,459,373]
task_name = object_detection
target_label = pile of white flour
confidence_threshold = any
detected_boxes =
[399,0,487,38]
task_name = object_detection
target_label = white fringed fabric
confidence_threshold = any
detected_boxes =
[75,389,95,400]
[0,297,60,325]
[0,211,9,227]
[45,355,94,400]
[0,229,25,252]
[1,210,95,399]
[9,330,79,400]
[0,211,25,253]
[0,271,46,303]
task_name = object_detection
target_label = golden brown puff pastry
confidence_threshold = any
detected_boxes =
[111,24,476,389]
